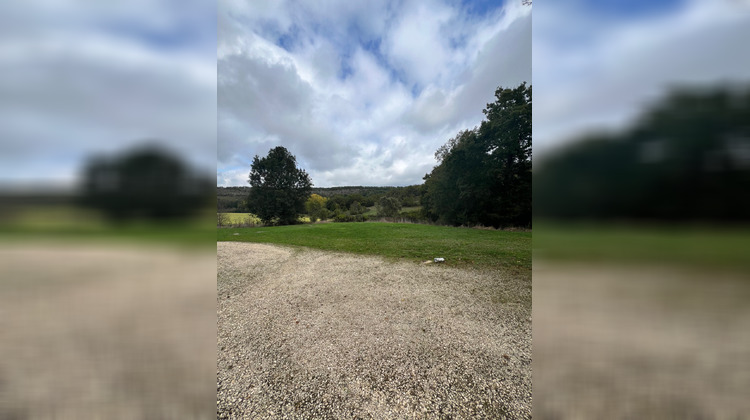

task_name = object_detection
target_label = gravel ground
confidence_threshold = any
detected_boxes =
[0,243,216,419]
[533,261,750,419]
[217,242,532,419]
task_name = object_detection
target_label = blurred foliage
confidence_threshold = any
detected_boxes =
[81,145,213,221]
[535,85,750,222]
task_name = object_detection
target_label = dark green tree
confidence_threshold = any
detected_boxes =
[534,85,750,222]
[377,196,402,218]
[349,201,366,222]
[422,83,532,227]
[247,147,312,225]
[81,145,211,221]
[479,82,532,227]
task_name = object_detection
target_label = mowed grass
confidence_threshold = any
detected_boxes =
[534,221,750,271]
[1,205,215,248]
[218,222,530,273]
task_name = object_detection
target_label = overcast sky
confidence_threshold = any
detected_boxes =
[533,0,750,158]
[0,1,216,190]
[217,0,532,187]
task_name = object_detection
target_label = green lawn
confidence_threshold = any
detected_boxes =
[1,205,215,248]
[218,222,530,273]
[534,221,750,271]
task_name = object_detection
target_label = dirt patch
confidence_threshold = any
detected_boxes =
[0,243,216,419]
[533,261,750,419]
[217,242,532,419]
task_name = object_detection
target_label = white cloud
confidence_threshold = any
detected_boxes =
[218,0,531,187]
[0,1,217,186]
[533,0,750,156]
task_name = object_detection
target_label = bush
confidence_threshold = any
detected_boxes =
[398,209,426,222]
[332,212,369,223]
[376,196,402,218]
[217,212,230,227]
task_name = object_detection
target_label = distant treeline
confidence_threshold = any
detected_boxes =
[218,185,423,213]
[220,83,532,229]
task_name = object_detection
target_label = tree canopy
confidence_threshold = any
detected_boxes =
[305,193,329,222]
[247,146,312,225]
[534,85,750,222]
[81,146,211,221]
[422,82,532,227]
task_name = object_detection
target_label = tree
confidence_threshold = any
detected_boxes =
[81,145,211,221]
[247,147,312,225]
[349,201,365,221]
[479,82,532,227]
[377,196,402,218]
[534,85,750,223]
[305,194,329,222]
[422,83,532,227]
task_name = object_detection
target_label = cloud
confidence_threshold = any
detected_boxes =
[218,0,532,187]
[533,0,750,156]
[0,1,216,187]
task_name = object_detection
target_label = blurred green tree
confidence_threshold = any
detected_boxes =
[534,85,750,222]
[81,145,211,221]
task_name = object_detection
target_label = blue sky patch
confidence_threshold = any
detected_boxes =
[577,0,686,20]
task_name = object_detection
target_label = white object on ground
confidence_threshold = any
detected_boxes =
[434,257,445,263]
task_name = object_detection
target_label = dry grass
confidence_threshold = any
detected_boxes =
[217,242,531,419]
[0,243,216,419]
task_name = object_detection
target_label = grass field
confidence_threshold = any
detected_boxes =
[222,212,262,225]
[1,205,215,248]
[534,221,750,271]
[218,222,530,273]
[220,213,310,225]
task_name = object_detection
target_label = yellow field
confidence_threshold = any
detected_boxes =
[219,213,310,225]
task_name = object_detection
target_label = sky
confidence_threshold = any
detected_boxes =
[0,1,217,191]
[5,1,747,190]
[217,0,532,187]
[533,0,750,158]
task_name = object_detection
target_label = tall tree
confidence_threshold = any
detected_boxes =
[423,83,532,227]
[81,145,211,221]
[534,85,750,222]
[480,82,532,227]
[247,147,312,225]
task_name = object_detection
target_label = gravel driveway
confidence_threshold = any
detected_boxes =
[217,242,531,419]
[534,261,750,419]
[0,243,216,419]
